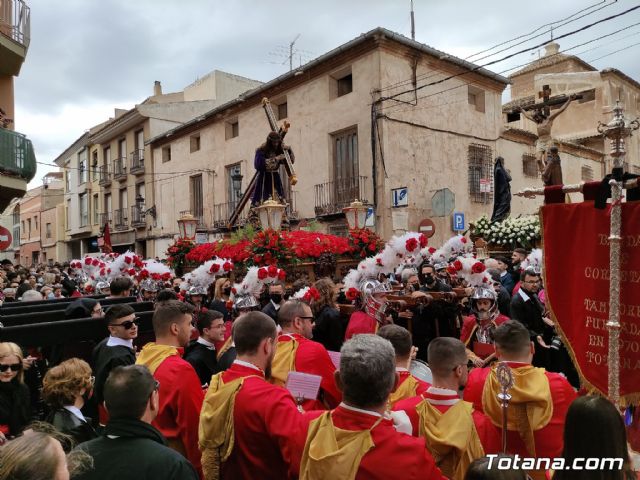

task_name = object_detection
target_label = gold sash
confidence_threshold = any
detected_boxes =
[216,336,233,361]
[135,343,179,374]
[417,400,484,480]
[481,364,553,457]
[299,411,382,480]
[388,374,419,408]
[199,374,257,480]
[270,336,299,387]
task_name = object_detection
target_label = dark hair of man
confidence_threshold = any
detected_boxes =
[152,300,194,336]
[232,311,276,356]
[156,289,178,303]
[419,261,435,273]
[513,248,527,256]
[197,310,224,335]
[495,256,511,267]
[277,299,308,328]
[493,321,531,355]
[377,324,412,358]
[110,276,133,296]
[522,270,539,283]
[554,395,635,480]
[104,303,135,326]
[427,337,467,377]
[103,365,155,420]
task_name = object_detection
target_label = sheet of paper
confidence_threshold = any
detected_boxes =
[328,351,340,370]
[285,371,322,401]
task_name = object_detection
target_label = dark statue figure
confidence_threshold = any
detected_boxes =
[491,156,512,223]
[251,131,295,206]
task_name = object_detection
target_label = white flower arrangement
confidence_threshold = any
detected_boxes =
[471,215,540,248]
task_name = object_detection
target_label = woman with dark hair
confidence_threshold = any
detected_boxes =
[464,455,528,480]
[64,298,103,320]
[554,395,636,480]
[312,278,344,352]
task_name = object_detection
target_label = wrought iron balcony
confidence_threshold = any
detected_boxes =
[113,158,127,181]
[130,149,145,175]
[0,128,36,181]
[98,164,111,186]
[314,176,369,217]
[98,212,112,227]
[114,208,128,230]
[213,202,247,230]
[131,205,146,228]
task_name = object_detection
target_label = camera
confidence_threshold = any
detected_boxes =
[550,336,563,350]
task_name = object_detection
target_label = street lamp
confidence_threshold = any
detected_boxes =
[255,198,286,231]
[177,212,198,241]
[231,172,243,198]
[343,199,368,230]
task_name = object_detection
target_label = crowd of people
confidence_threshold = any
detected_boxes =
[0,251,638,479]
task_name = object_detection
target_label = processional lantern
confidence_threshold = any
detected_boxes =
[178,213,198,241]
[256,198,286,232]
[343,199,368,230]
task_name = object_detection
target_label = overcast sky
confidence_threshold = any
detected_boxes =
[16,0,640,186]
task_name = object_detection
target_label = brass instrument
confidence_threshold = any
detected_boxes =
[262,97,297,185]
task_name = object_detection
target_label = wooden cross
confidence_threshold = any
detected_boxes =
[538,84,552,117]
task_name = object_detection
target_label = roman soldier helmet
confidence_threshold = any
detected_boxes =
[140,279,159,293]
[470,286,498,321]
[95,281,110,294]
[359,278,391,324]
[233,293,260,313]
[187,285,207,296]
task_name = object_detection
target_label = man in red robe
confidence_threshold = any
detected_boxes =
[394,337,500,478]
[199,311,304,480]
[376,324,430,408]
[345,278,392,340]
[294,334,446,480]
[270,299,341,410]
[136,300,204,477]
[463,320,576,463]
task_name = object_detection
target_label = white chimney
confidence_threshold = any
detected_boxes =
[544,42,560,57]
[154,81,162,96]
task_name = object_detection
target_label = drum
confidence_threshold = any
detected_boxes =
[409,359,433,384]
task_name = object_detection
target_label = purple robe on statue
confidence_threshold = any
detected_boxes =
[251,148,289,206]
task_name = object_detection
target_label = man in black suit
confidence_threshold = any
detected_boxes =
[509,268,553,369]
[184,310,224,386]
[261,281,285,322]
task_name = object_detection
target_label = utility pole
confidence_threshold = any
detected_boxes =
[410,0,415,40]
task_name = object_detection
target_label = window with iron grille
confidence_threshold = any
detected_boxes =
[581,165,594,182]
[522,153,538,178]
[467,143,493,204]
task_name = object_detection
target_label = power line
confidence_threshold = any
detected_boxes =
[378,3,640,104]
[379,0,617,93]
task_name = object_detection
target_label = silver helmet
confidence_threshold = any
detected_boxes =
[359,278,391,324]
[470,286,498,321]
[188,285,207,296]
[233,294,260,313]
[140,279,159,292]
[95,281,110,294]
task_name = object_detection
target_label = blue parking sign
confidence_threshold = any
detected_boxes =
[452,212,465,231]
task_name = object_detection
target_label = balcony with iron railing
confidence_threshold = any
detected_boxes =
[0,128,36,211]
[114,208,128,230]
[131,204,146,228]
[130,149,145,175]
[212,191,298,230]
[314,176,369,217]
[98,164,111,186]
[113,158,127,181]
[98,212,112,227]
[0,0,31,76]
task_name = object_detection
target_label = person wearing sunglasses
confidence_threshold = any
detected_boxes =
[270,299,341,411]
[92,304,138,426]
[43,358,98,446]
[0,342,31,444]
[74,365,198,480]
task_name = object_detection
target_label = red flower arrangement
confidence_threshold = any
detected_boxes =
[405,237,419,253]
[348,229,384,259]
[471,262,486,274]
[166,239,196,274]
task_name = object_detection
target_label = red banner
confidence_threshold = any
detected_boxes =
[542,201,640,402]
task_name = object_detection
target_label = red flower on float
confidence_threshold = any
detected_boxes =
[471,262,486,274]
[453,260,463,271]
[419,234,428,248]
[258,268,268,280]
[209,263,220,274]
[405,238,419,253]
[346,288,359,301]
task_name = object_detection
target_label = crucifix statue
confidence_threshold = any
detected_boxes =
[519,86,577,186]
